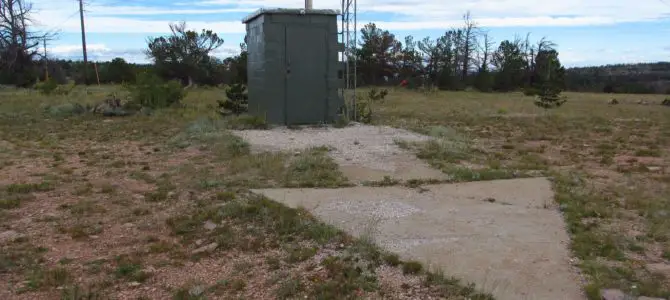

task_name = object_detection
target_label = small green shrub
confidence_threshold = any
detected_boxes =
[382,253,401,266]
[354,99,373,124]
[350,88,388,124]
[218,84,249,115]
[34,79,58,95]
[661,98,670,106]
[523,87,539,96]
[125,72,185,109]
[367,88,388,102]
[54,83,76,95]
[402,261,423,274]
[34,79,74,96]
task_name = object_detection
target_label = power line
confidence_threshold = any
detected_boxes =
[43,10,80,36]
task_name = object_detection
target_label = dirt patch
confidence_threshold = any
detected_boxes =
[252,177,585,300]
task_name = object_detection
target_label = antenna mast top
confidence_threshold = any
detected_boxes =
[340,0,357,120]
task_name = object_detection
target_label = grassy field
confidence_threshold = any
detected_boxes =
[0,85,492,300]
[374,88,670,299]
[1,85,669,299]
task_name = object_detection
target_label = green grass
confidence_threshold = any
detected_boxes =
[0,242,48,274]
[0,85,583,299]
[57,221,103,240]
[372,88,670,299]
[59,200,106,216]
[23,267,72,291]
[275,277,304,299]
[0,194,32,209]
[114,255,151,283]
[222,114,269,130]
[5,182,53,194]
[283,147,351,188]
[284,246,318,263]
[165,190,493,299]
[402,260,423,275]
[167,194,345,248]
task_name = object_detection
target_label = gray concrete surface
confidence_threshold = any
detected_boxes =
[252,177,584,300]
[232,125,450,183]
[338,153,450,182]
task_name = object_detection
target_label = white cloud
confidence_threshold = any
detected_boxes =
[29,0,670,34]
[47,43,145,62]
[27,0,670,66]
[88,7,255,16]
[48,43,241,64]
[50,44,110,55]
[558,47,670,67]
[55,17,245,34]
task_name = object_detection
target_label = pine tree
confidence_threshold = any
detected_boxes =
[533,49,566,111]
[218,84,248,115]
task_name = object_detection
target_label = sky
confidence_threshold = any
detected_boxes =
[28,0,670,67]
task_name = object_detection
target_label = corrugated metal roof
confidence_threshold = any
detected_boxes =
[242,8,340,24]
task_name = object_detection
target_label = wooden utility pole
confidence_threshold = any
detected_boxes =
[93,62,100,85]
[43,37,48,80]
[78,0,89,85]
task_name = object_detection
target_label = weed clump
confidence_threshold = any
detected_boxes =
[34,79,74,96]
[125,72,185,109]
[352,88,388,124]
[224,114,268,130]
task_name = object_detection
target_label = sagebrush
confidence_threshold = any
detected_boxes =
[125,72,185,109]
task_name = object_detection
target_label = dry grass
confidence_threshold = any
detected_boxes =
[0,85,491,300]
[372,88,670,299]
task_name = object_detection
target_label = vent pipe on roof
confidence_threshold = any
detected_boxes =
[305,0,313,10]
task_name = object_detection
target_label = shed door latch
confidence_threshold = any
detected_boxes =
[286,57,291,74]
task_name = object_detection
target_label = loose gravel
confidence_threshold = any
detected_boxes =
[317,199,423,220]
[232,124,433,172]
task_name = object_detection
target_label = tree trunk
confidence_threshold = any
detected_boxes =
[185,76,194,89]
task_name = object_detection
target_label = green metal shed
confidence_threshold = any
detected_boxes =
[242,8,344,125]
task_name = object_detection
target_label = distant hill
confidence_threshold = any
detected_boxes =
[565,62,670,94]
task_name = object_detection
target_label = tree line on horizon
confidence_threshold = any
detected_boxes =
[1,0,667,95]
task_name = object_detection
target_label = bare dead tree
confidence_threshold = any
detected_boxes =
[476,30,495,72]
[0,0,51,85]
[460,11,478,81]
[536,37,557,54]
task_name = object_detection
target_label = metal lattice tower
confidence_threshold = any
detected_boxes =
[340,0,357,120]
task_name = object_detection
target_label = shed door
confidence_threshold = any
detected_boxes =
[285,25,327,124]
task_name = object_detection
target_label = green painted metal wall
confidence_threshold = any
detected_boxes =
[244,9,343,125]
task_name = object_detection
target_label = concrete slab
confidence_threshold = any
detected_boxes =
[232,125,450,183]
[338,153,451,182]
[252,177,584,300]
